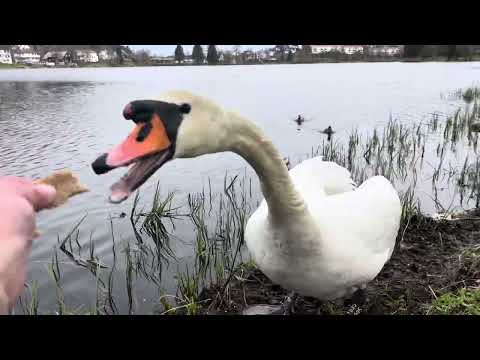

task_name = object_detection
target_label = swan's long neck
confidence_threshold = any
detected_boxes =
[225,111,308,222]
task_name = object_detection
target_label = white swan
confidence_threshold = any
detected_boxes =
[92,90,402,310]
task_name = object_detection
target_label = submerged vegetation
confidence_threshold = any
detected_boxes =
[14,86,480,315]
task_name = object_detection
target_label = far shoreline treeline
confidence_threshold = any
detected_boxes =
[1,45,479,69]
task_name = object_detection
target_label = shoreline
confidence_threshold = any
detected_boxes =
[2,58,480,70]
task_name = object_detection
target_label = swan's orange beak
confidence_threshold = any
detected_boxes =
[105,114,171,167]
[92,114,171,174]
[92,114,174,203]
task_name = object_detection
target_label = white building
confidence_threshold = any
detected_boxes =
[342,45,364,54]
[0,49,12,64]
[311,45,364,55]
[43,51,71,65]
[98,49,114,61]
[311,45,342,54]
[367,45,402,57]
[384,46,402,56]
[75,50,99,63]
[242,50,257,61]
[258,50,268,60]
[287,45,301,53]
[151,56,175,64]
[13,45,32,51]
[13,51,41,65]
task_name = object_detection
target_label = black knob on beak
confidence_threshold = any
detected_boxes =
[123,103,133,120]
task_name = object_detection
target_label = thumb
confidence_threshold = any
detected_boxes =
[0,177,57,211]
[30,184,57,211]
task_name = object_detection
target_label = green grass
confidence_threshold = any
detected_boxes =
[0,63,25,69]
[428,288,480,315]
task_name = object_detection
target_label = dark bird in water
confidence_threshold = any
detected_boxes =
[294,115,308,126]
[320,126,335,141]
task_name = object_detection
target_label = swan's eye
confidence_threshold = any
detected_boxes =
[133,112,152,124]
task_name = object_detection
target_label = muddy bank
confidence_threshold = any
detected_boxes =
[198,212,480,315]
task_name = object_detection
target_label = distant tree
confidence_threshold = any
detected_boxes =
[404,45,424,58]
[232,45,242,56]
[174,45,185,63]
[275,45,288,62]
[436,45,450,58]
[457,45,473,60]
[232,45,242,64]
[207,45,219,64]
[420,45,436,59]
[222,51,234,64]
[134,49,151,65]
[30,45,42,54]
[115,46,124,65]
[302,45,312,54]
[90,45,101,53]
[287,50,294,62]
[296,45,312,63]
[362,45,370,57]
[192,45,205,64]
[447,45,457,61]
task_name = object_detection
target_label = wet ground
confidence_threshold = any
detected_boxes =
[199,211,480,315]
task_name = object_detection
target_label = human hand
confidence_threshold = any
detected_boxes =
[0,177,56,314]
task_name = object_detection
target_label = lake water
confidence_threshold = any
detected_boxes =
[1,63,479,314]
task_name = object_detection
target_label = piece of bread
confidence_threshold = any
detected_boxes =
[33,170,89,208]
[32,170,88,237]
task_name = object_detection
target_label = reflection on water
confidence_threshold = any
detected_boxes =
[0,64,479,313]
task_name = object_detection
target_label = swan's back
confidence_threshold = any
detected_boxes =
[288,158,357,196]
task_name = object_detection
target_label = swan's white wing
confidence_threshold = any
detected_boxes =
[316,175,401,279]
[289,157,356,196]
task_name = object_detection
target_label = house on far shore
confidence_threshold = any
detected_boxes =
[342,45,364,55]
[98,49,115,61]
[311,45,364,55]
[0,49,13,64]
[367,45,403,57]
[311,45,342,54]
[42,51,72,65]
[384,45,403,56]
[73,49,99,63]
[13,50,41,65]
[151,56,175,65]
[258,49,277,62]
[183,56,193,64]
[242,50,257,62]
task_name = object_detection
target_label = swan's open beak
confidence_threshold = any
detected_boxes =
[92,114,173,203]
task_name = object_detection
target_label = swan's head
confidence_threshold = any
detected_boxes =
[92,91,231,203]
